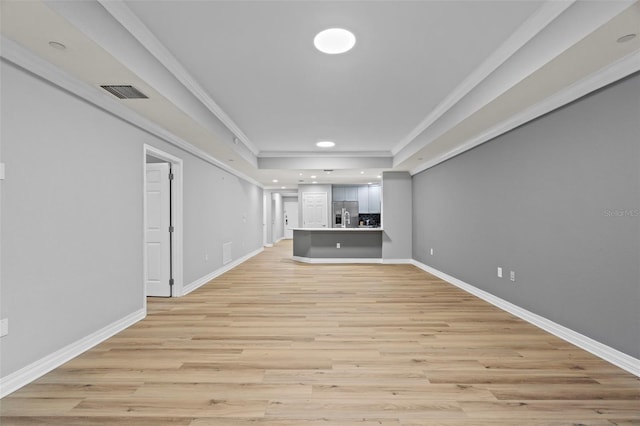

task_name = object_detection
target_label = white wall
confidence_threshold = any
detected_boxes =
[0,59,263,383]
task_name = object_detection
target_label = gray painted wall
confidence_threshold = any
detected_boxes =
[412,73,640,358]
[382,172,413,260]
[0,59,263,378]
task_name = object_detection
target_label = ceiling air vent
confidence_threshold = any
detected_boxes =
[100,85,148,99]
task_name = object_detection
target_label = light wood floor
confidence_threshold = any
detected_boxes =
[2,240,639,425]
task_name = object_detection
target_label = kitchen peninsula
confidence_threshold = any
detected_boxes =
[292,227,383,263]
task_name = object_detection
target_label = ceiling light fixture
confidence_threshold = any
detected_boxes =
[314,28,356,54]
[617,33,637,43]
[311,175,317,179]
[316,141,335,148]
[281,186,286,189]
[377,175,382,178]
[312,181,318,184]
[360,171,365,174]
[272,179,278,183]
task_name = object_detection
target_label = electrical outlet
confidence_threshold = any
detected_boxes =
[497,267,503,278]
[1,319,8,337]
[510,271,516,282]
[430,248,434,256]
[336,243,341,248]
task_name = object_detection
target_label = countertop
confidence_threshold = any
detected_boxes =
[293,227,383,232]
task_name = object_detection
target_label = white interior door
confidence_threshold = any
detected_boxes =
[145,163,171,297]
[302,192,328,228]
[283,200,299,239]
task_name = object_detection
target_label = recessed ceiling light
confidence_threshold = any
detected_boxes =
[299,172,303,176]
[48,41,66,50]
[281,186,286,189]
[368,182,372,185]
[314,28,356,54]
[312,181,318,184]
[311,175,317,179]
[617,33,636,43]
[377,175,381,178]
[316,141,335,148]
[272,179,278,183]
[360,171,365,174]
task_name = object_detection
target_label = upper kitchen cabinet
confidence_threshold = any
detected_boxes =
[358,186,369,213]
[344,186,358,201]
[333,185,358,202]
[334,184,381,214]
[368,185,381,214]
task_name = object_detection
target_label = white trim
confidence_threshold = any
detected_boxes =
[98,0,258,156]
[382,258,413,265]
[258,151,392,158]
[264,243,274,248]
[274,237,285,244]
[292,256,382,264]
[182,247,264,296]
[410,260,640,377]
[0,36,262,188]
[392,0,574,157]
[0,309,145,398]
[410,50,640,176]
[143,145,185,297]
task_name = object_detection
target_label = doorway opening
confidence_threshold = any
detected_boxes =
[283,197,299,239]
[143,145,183,298]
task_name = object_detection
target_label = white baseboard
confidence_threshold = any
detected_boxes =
[410,260,640,377]
[292,256,382,264]
[182,247,264,296]
[382,258,413,264]
[0,308,146,398]
[264,243,274,248]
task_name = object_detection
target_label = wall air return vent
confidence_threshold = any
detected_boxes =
[100,85,148,99]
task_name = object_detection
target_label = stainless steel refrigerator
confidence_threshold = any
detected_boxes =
[333,201,359,228]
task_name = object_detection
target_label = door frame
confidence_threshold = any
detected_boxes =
[143,144,184,300]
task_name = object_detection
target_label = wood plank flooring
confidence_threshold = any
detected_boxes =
[2,240,639,425]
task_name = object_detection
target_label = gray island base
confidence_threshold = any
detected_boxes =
[292,228,383,263]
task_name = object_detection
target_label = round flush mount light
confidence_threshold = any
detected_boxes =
[316,141,335,148]
[617,33,637,43]
[314,28,356,54]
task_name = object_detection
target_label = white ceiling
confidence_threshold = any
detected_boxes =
[1,0,639,189]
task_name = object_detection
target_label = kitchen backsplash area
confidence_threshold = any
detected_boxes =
[358,213,381,227]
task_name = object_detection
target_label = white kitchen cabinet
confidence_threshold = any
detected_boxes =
[358,186,369,213]
[368,185,381,213]
[344,186,358,201]
[333,186,345,202]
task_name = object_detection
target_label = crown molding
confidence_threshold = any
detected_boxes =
[98,0,260,157]
[393,0,635,168]
[391,0,575,157]
[0,35,263,188]
[259,150,392,158]
[410,49,640,176]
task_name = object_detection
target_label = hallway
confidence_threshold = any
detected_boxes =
[2,241,639,425]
